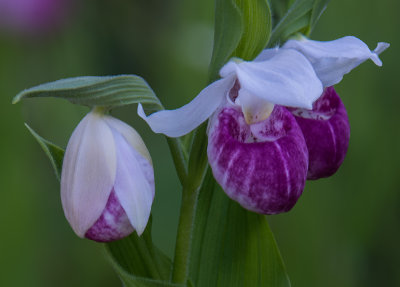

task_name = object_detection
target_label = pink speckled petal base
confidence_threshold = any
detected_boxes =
[85,189,133,242]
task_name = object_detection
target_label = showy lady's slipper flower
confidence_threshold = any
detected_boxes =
[138,36,388,213]
[61,109,154,242]
[272,36,389,179]
[139,49,323,214]
[289,87,350,179]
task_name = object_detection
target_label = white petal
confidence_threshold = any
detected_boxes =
[283,36,390,87]
[236,89,274,124]
[61,111,117,237]
[254,47,280,62]
[138,76,236,137]
[104,116,152,164]
[228,49,323,109]
[111,129,155,235]
[373,42,390,64]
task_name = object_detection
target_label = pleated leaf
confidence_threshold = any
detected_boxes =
[268,0,314,46]
[209,0,243,81]
[268,0,331,46]
[232,0,272,60]
[189,170,291,287]
[268,0,291,22]
[13,75,163,112]
[209,0,272,80]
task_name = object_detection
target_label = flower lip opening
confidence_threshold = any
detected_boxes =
[227,79,240,104]
[218,106,290,145]
[227,79,275,125]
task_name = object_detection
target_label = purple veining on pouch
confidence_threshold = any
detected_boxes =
[85,189,133,242]
[289,86,350,180]
[207,105,308,214]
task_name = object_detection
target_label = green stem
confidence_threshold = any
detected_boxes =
[171,183,199,283]
[166,138,188,186]
[171,124,208,284]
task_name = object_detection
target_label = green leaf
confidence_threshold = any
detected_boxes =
[189,170,291,287]
[208,0,243,81]
[268,0,314,46]
[186,124,209,190]
[232,0,272,61]
[309,0,330,31]
[268,0,331,46]
[106,220,184,287]
[209,0,272,80]
[13,75,163,112]
[269,0,291,22]
[25,124,65,180]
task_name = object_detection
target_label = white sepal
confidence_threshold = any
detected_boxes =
[61,111,117,237]
[138,75,236,137]
[283,36,390,87]
[111,129,154,236]
[223,49,323,109]
[254,47,280,62]
[104,116,152,164]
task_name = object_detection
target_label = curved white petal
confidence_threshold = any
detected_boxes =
[111,129,154,236]
[225,49,323,109]
[283,36,390,87]
[61,111,117,237]
[104,116,152,164]
[373,42,390,57]
[138,76,236,137]
[254,47,280,62]
[236,89,274,124]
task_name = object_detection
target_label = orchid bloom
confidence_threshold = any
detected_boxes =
[61,109,154,242]
[280,36,389,179]
[139,36,388,214]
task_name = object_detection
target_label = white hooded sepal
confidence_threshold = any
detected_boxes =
[61,110,154,238]
[283,36,390,87]
[105,117,155,236]
[220,49,323,110]
[61,111,117,237]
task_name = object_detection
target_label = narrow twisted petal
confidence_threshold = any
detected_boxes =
[220,49,323,109]
[109,124,155,235]
[289,87,350,179]
[283,36,390,87]
[61,112,117,237]
[207,105,308,214]
[138,75,236,137]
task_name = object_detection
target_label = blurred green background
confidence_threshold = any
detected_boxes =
[0,0,398,286]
